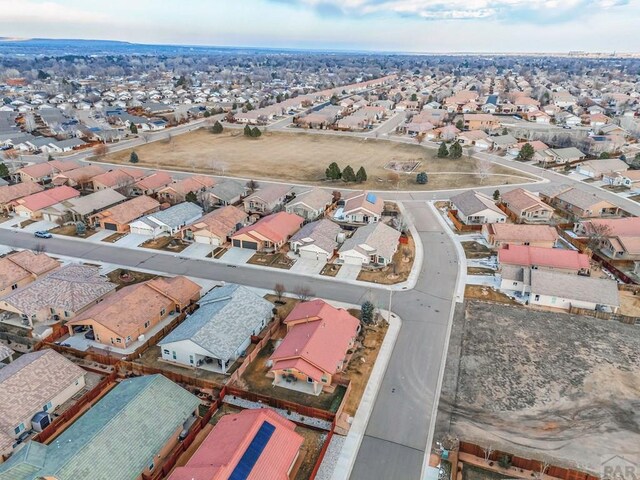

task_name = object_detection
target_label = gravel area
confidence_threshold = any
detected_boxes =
[314,434,346,480]
[223,395,332,430]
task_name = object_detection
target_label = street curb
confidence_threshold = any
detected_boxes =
[330,310,402,480]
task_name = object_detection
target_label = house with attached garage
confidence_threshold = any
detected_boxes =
[335,191,384,225]
[90,195,160,232]
[529,269,620,313]
[0,251,60,297]
[338,222,400,266]
[0,374,200,480]
[51,165,105,190]
[159,284,273,374]
[201,179,247,207]
[0,264,116,329]
[13,186,80,220]
[167,408,304,480]
[15,160,80,184]
[157,176,215,205]
[56,188,127,225]
[269,300,360,395]
[500,188,554,224]
[130,171,174,197]
[243,184,292,215]
[539,147,585,165]
[539,185,619,219]
[450,190,506,225]
[482,223,558,249]
[289,219,341,263]
[129,202,203,237]
[231,211,303,252]
[66,276,199,350]
[576,158,628,180]
[574,217,640,261]
[179,205,248,247]
[285,187,333,222]
[90,168,147,192]
[0,182,44,213]
[0,350,86,458]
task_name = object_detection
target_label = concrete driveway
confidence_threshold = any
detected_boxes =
[221,247,255,265]
[290,257,326,275]
[113,233,148,248]
[23,220,57,233]
[86,230,116,243]
[336,263,362,280]
[181,243,213,258]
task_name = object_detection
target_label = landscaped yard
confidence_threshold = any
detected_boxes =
[49,224,98,239]
[236,339,346,412]
[140,236,189,252]
[106,268,159,290]
[467,266,496,275]
[356,234,415,285]
[320,263,341,277]
[247,252,294,269]
[99,130,535,191]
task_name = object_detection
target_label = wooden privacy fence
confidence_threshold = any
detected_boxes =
[227,316,282,384]
[32,371,118,444]
[569,305,640,325]
[458,441,600,480]
[447,210,483,232]
[118,361,223,392]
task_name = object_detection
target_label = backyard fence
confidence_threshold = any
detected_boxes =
[458,441,600,480]
[569,305,640,325]
[118,361,224,392]
[447,210,483,232]
[227,316,282,384]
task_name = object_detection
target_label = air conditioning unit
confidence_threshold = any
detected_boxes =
[31,411,51,432]
[137,334,145,342]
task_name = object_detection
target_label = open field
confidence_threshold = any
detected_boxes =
[440,301,640,474]
[101,129,536,191]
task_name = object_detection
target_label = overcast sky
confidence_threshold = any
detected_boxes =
[1,0,639,53]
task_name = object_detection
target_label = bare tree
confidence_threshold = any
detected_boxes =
[141,132,151,143]
[294,285,314,302]
[246,179,259,192]
[536,461,550,480]
[415,132,426,145]
[33,243,47,255]
[93,143,108,159]
[483,445,494,463]
[584,222,611,251]
[273,283,285,303]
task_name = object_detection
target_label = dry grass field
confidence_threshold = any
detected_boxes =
[102,129,536,190]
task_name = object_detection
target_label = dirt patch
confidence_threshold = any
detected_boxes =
[140,236,189,252]
[467,267,496,275]
[441,301,640,474]
[294,426,327,480]
[106,268,158,290]
[356,235,415,285]
[464,285,518,305]
[19,219,36,228]
[617,289,640,317]
[264,295,300,320]
[320,263,342,277]
[49,224,98,239]
[101,232,127,243]
[99,130,535,191]
[341,322,388,417]
[462,241,492,259]
[247,252,294,269]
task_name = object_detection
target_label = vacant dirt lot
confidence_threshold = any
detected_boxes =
[102,130,535,190]
[439,301,640,474]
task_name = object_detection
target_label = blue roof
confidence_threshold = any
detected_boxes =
[366,192,377,204]
[229,421,276,480]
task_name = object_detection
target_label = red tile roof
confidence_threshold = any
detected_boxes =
[270,299,360,381]
[168,409,303,480]
[14,185,80,212]
[233,212,303,244]
[498,245,590,270]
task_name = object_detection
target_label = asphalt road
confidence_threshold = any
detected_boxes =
[0,202,460,480]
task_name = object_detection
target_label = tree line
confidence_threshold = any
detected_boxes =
[325,162,367,183]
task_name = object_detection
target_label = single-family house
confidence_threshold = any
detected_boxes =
[457,130,488,146]
[202,179,247,207]
[574,217,640,261]
[289,219,341,262]
[0,350,86,458]
[0,375,200,480]
[269,300,360,395]
[529,269,619,313]
[463,113,500,131]
[338,222,400,266]
[180,206,248,247]
[482,223,558,249]
[231,212,303,252]
[90,168,147,192]
[51,165,105,189]
[243,184,292,215]
[16,160,79,184]
[490,134,518,150]
[67,276,200,350]
[129,202,203,237]
[542,147,585,165]
[500,188,554,223]
[450,190,506,225]
[336,191,384,225]
[539,185,619,219]
[90,195,161,232]
[159,284,273,374]
[157,176,215,205]
[285,188,333,222]
[130,171,173,197]
[61,189,127,224]
[13,186,80,220]
[0,182,44,213]
[167,409,303,480]
[576,158,628,180]
[0,264,116,328]
[0,251,60,297]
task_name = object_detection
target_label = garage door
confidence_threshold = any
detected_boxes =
[232,239,241,248]
[300,249,328,262]
[104,223,117,231]
[242,241,258,250]
[342,255,363,265]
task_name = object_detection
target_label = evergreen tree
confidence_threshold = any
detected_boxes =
[130,123,138,134]
[210,121,223,134]
[416,172,428,184]
[449,141,463,159]
[325,162,342,180]
[493,189,500,201]
[455,119,464,130]
[437,141,449,158]
[599,152,611,159]
[243,125,252,137]
[185,191,198,204]
[361,301,375,325]
[517,142,535,161]
[356,166,368,183]
[251,127,262,138]
[129,151,139,163]
[342,165,356,182]
[0,163,8,178]
[203,110,211,118]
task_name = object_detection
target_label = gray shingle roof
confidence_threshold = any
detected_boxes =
[160,284,273,361]
[290,219,340,254]
[531,270,619,307]
[205,179,246,202]
[450,190,503,217]
[340,222,400,260]
[65,189,126,216]
[143,202,203,229]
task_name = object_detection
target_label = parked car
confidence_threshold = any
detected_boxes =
[84,330,95,340]
[34,231,52,239]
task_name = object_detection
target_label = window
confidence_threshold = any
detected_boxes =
[43,402,52,412]
[14,423,24,435]
[64,311,70,318]
[321,375,328,383]
[534,294,540,301]
[116,338,122,343]
[160,308,166,316]
[307,377,314,383]
[512,282,518,286]
[149,461,155,471]
[163,349,170,355]
[144,321,150,328]
[11,283,17,290]
[126,336,131,342]
[189,355,194,364]
[172,351,177,360]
